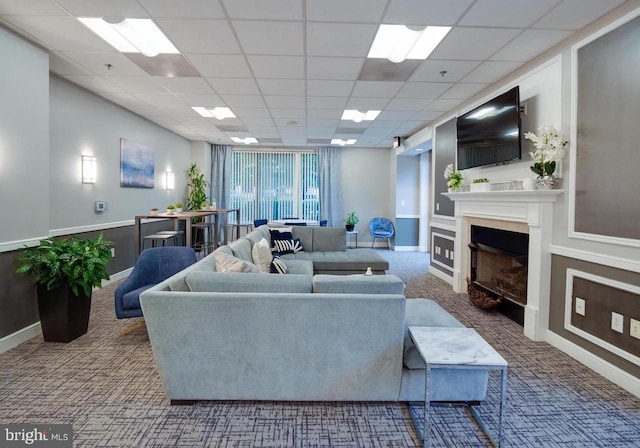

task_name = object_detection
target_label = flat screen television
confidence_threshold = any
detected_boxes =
[456,86,521,170]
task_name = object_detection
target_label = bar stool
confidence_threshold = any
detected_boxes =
[230,222,253,240]
[157,230,184,246]
[192,221,216,254]
[142,233,177,249]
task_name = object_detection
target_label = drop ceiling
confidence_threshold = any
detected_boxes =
[0,0,629,148]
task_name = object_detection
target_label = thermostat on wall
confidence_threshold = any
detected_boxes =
[95,201,106,213]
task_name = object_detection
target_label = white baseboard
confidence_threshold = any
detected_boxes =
[0,322,41,354]
[546,330,640,398]
[427,266,454,285]
[394,246,419,252]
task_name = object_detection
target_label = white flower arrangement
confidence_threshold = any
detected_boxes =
[523,125,568,177]
[443,163,463,189]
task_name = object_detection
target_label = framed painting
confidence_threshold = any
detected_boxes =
[120,138,154,188]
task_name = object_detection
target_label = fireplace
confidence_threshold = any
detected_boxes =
[469,225,529,325]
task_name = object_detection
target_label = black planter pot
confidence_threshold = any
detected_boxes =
[36,284,91,343]
[345,224,355,232]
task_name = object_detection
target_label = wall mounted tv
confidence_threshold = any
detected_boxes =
[456,86,521,170]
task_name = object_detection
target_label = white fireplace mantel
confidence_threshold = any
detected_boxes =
[443,190,563,341]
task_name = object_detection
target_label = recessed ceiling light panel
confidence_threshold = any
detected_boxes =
[341,109,381,123]
[331,139,357,146]
[368,25,451,63]
[192,107,236,120]
[231,137,259,145]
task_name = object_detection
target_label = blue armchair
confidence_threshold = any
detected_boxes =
[369,217,395,249]
[115,247,196,333]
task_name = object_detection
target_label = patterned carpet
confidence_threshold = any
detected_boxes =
[1,250,639,447]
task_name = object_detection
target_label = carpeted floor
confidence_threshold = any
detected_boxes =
[1,250,639,447]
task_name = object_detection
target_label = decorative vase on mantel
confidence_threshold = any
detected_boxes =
[536,174,555,190]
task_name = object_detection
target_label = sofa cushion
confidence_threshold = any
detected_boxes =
[285,259,314,276]
[214,252,260,273]
[306,249,388,272]
[185,271,312,293]
[291,226,313,251]
[270,253,288,274]
[403,298,464,369]
[228,238,253,262]
[312,227,346,252]
[251,238,272,273]
[313,274,405,295]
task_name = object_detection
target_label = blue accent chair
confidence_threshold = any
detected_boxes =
[115,247,196,333]
[254,219,268,227]
[286,222,307,226]
[319,219,328,227]
[369,217,395,249]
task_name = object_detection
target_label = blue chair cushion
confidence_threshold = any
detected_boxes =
[372,229,393,237]
[122,284,155,310]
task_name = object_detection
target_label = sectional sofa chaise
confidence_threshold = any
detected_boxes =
[139,225,488,403]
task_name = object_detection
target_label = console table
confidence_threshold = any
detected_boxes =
[408,326,508,447]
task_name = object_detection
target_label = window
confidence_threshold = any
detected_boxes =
[230,150,319,223]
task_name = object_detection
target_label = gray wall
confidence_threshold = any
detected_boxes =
[433,118,456,217]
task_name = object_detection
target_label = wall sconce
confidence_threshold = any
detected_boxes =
[82,155,97,184]
[165,171,175,190]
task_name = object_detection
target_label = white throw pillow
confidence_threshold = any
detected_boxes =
[214,252,260,273]
[251,238,273,273]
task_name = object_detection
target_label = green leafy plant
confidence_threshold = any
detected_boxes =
[16,234,112,297]
[346,212,359,226]
[167,204,175,210]
[444,163,463,189]
[473,178,490,183]
[186,163,209,211]
[175,202,183,209]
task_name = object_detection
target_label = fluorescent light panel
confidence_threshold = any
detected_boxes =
[192,107,236,120]
[79,18,178,57]
[231,137,258,145]
[341,110,381,123]
[331,139,357,146]
[368,25,451,63]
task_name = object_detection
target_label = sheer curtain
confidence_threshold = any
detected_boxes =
[316,146,343,226]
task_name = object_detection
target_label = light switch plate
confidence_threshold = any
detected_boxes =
[575,297,585,316]
[611,312,624,333]
[630,319,640,340]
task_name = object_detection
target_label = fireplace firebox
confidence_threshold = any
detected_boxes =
[469,226,529,325]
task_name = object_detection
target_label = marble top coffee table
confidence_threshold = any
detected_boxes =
[408,326,508,447]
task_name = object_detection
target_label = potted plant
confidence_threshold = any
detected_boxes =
[175,202,184,213]
[444,163,463,192]
[150,207,159,216]
[186,163,209,211]
[16,234,112,342]
[166,204,175,214]
[345,212,359,232]
[524,125,568,189]
[470,178,491,192]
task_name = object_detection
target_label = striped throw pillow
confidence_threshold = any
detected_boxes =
[270,253,288,274]
[272,238,303,254]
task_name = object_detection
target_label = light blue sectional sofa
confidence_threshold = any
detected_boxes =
[139,225,488,403]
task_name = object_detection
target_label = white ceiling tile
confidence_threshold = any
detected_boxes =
[411,110,444,121]
[139,0,224,18]
[241,118,275,127]
[462,61,524,83]
[534,0,626,30]
[307,96,348,109]
[306,0,387,23]
[386,98,433,111]
[133,93,184,107]
[306,128,336,138]
[233,20,303,55]
[176,93,224,107]
[152,105,197,117]
[206,78,260,95]
[307,109,341,120]
[346,97,391,109]
[54,0,149,17]
[245,126,280,137]
[378,110,418,121]
[263,96,306,109]
[410,60,481,82]
[307,57,364,80]
[220,95,266,108]
[126,104,164,116]
[232,107,272,118]
[107,75,170,93]
[174,116,211,126]
[459,0,559,28]
[307,23,378,57]
[156,19,241,54]
[98,91,145,106]
[62,51,148,76]
[155,77,215,94]
[307,80,354,97]
[307,119,339,128]
[257,79,306,96]
[396,82,453,99]
[269,108,306,119]
[351,81,403,98]
[49,52,93,76]
[64,75,123,93]
[384,0,474,25]
[247,56,304,79]
[0,0,68,15]
[439,83,489,100]
[425,99,463,112]
[429,27,522,60]
[4,16,115,51]
[491,29,573,62]
[185,55,252,78]
[223,0,302,20]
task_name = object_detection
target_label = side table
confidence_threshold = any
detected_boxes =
[346,230,358,248]
[408,326,508,447]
